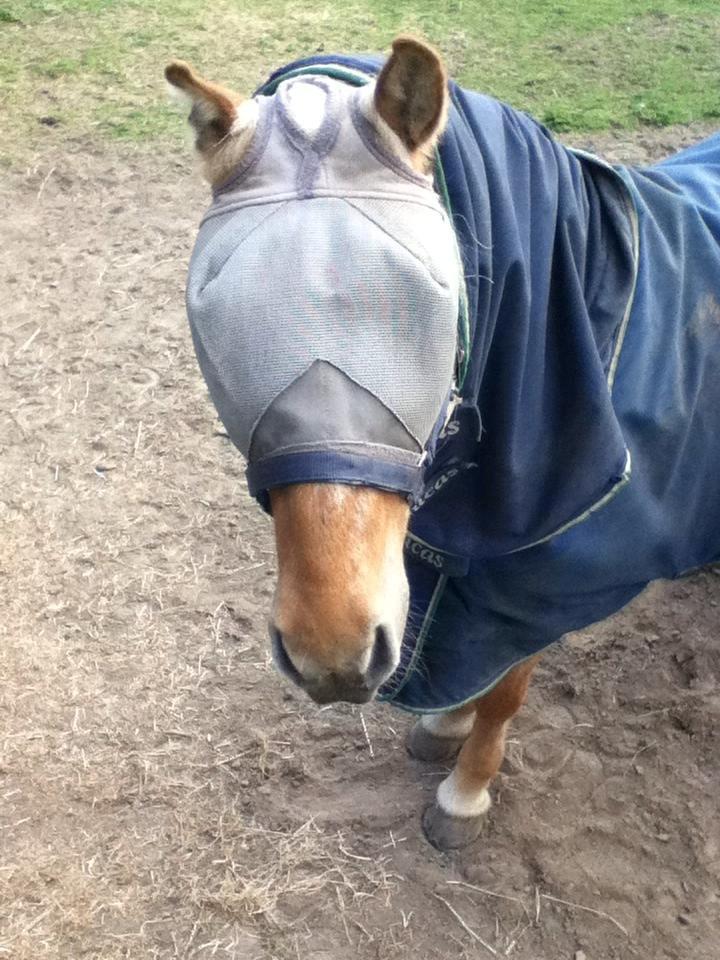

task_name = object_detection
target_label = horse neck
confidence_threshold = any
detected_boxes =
[441,89,634,400]
[421,90,636,556]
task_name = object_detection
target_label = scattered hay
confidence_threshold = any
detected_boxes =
[191,816,396,923]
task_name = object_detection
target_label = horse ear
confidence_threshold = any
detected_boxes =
[374,37,448,152]
[165,60,241,151]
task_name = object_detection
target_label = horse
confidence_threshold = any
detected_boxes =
[165,37,720,850]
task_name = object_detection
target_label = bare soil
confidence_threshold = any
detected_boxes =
[2,123,719,960]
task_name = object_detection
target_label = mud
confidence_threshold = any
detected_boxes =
[1,124,719,958]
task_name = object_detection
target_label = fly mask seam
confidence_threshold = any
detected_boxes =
[247,357,425,456]
[275,77,343,198]
[212,96,275,197]
[343,198,455,290]
[196,200,289,294]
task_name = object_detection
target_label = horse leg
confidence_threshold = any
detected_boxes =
[406,702,476,762]
[422,655,541,850]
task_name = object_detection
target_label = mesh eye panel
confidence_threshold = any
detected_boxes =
[187,196,458,458]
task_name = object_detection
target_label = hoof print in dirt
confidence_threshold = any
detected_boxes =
[422,803,485,851]
[406,721,465,763]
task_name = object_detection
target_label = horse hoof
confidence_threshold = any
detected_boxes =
[406,721,465,762]
[421,802,485,851]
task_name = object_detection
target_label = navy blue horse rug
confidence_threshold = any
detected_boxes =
[387,91,720,711]
[251,57,720,712]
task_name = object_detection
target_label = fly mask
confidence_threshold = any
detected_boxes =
[186,76,463,505]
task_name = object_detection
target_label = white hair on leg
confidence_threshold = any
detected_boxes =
[420,710,475,739]
[436,768,492,818]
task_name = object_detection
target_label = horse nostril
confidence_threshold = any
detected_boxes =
[366,624,395,686]
[269,625,304,687]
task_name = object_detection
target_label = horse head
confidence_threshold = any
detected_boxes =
[167,39,462,705]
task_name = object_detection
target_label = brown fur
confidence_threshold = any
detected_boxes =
[165,59,254,185]
[455,656,541,797]
[270,484,408,671]
[165,60,239,139]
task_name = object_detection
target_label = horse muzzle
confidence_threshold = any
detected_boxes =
[269,623,397,705]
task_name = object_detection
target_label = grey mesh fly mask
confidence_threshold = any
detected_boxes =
[186,76,462,503]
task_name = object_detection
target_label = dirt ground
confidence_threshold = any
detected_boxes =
[2,120,719,960]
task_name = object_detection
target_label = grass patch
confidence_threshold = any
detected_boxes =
[0,0,718,158]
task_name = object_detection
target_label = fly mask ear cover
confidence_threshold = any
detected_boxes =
[186,76,462,505]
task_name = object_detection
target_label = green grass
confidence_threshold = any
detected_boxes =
[0,0,718,155]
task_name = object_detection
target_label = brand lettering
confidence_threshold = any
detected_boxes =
[412,461,478,512]
[404,536,445,569]
[412,466,458,510]
[439,418,460,439]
